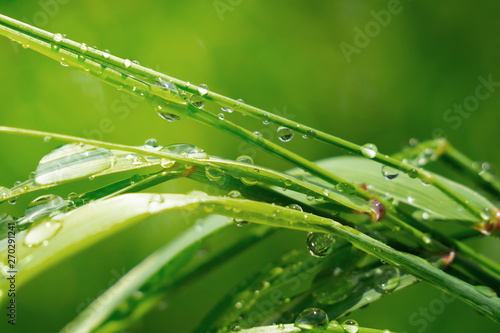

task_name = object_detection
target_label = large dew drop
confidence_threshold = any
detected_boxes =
[198,84,209,96]
[25,194,68,223]
[361,143,378,159]
[205,166,224,182]
[149,80,188,122]
[189,95,205,108]
[24,221,62,247]
[341,320,360,333]
[277,127,294,142]
[236,155,253,165]
[34,144,116,185]
[381,165,399,180]
[161,144,208,159]
[306,232,334,257]
[294,308,329,329]
[373,266,400,294]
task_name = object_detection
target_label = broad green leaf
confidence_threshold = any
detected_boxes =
[289,156,494,222]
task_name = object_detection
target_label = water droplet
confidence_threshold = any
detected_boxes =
[0,187,13,200]
[218,113,225,120]
[132,155,147,165]
[341,319,360,333]
[25,194,68,223]
[253,131,263,138]
[53,33,63,42]
[373,266,400,294]
[21,44,29,49]
[235,98,244,107]
[189,95,205,108]
[381,165,399,180]
[205,166,224,182]
[234,301,243,309]
[475,285,496,297]
[370,199,386,222]
[80,43,88,52]
[102,49,110,59]
[306,232,334,257]
[336,182,356,195]
[144,138,159,149]
[161,144,207,159]
[287,204,303,212]
[160,158,175,169]
[409,138,419,146]
[43,136,52,142]
[412,210,430,220]
[233,219,248,227]
[155,103,182,122]
[228,190,241,198]
[328,320,341,328]
[306,129,317,139]
[24,221,62,247]
[34,144,116,185]
[198,84,209,96]
[407,168,419,179]
[221,106,233,113]
[422,233,432,244]
[148,194,165,213]
[132,60,140,65]
[361,143,378,159]
[294,308,329,329]
[124,59,132,68]
[480,207,492,220]
[277,127,294,142]
[236,155,253,164]
[241,176,257,186]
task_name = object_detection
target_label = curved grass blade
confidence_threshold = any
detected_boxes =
[0,126,374,214]
[0,192,497,323]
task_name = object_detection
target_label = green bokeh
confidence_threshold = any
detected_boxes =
[0,1,499,332]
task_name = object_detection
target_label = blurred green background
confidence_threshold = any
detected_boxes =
[1,1,500,332]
